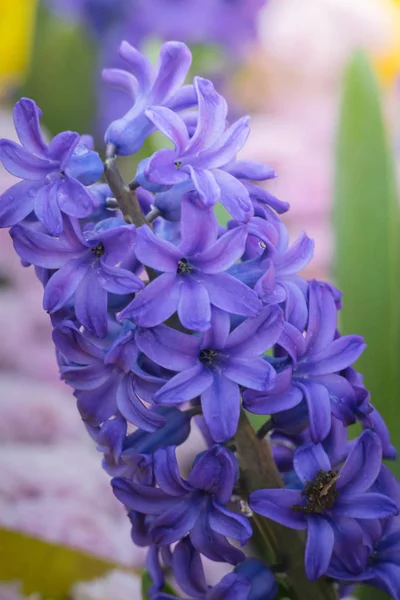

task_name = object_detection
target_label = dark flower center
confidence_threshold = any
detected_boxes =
[174,160,182,169]
[91,242,105,257]
[199,348,217,366]
[292,469,340,514]
[177,258,193,275]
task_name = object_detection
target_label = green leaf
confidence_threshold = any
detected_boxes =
[141,569,178,598]
[334,50,400,459]
[0,527,138,599]
[333,51,400,600]
[21,4,97,137]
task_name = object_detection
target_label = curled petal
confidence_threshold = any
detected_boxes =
[337,430,382,495]
[197,116,250,169]
[0,139,52,180]
[184,76,227,155]
[151,41,192,104]
[145,106,189,153]
[154,447,189,496]
[101,68,138,98]
[117,374,165,432]
[212,169,253,221]
[13,98,47,156]
[118,40,154,92]
[305,281,338,355]
[188,166,220,206]
[209,502,252,545]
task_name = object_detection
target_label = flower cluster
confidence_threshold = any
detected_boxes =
[1,41,399,599]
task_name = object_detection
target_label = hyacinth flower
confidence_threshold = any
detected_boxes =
[2,40,400,600]
[244,280,366,442]
[229,225,314,331]
[136,306,283,441]
[104,41,196,155]
[152,539,278,600]
[249,430,398,581]
[112,445,252,563]
[119,196,261,330]
[11,216,143,337]
[0,98,103,235]
[53,319,166,429]
[138,76,253,220]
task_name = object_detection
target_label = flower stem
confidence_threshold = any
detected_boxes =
[235,410,338,600]
[104,157,148,228]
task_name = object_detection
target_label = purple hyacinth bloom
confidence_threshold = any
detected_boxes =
[11,216,143,337]
[112,445,252,563]
[0,98,103,234]
[249,430,398,581]
[119,196,262,331]
[140,77,253,221]
[86,407,192,483]
[244,281,366,442]
[136,306,283,442]
[229,223,314,332]
[104,41,195,155]
[328,466,400,598]
[53,319,166,429]
[152,538,277,600]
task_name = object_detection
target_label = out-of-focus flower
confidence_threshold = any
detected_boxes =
[239,0,400,280]
[0,0,37,94]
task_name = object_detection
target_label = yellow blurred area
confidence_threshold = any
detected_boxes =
[373,0,400,85]
[0,0,37,95]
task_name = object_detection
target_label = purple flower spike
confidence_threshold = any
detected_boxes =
[244,280,367,442]
[119,196,262,331]
[141,76,253,221]
[249,430,398,582]
[137,305,283,442]
[104,40,196,155]
[11,217,143,337]
[0,98,103,234]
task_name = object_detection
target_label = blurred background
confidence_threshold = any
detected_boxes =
[0,0,400,598]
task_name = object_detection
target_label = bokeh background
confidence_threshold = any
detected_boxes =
[0,1,400,598]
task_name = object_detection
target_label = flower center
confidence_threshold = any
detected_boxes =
[174,160,182,169]
[177,258,193,275]
[292,469,340,514]
[91,242,105,257]
[199,348,217,366]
